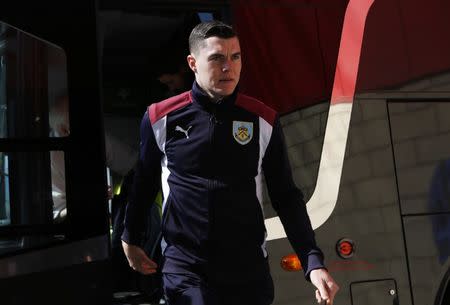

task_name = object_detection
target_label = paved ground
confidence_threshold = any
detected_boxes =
[112,291,165,305]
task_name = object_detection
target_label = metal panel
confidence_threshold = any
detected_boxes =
[351,280,398,305]
[389,101,450,215]
[403,215,450,305]
[268,100,412,305]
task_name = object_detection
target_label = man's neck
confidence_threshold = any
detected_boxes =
[196,84,225,103]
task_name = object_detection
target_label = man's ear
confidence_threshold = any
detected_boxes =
[187,54,197,73]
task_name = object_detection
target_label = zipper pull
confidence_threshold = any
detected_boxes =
[210,114,220,124]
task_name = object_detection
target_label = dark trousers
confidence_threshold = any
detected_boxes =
[163,272,274,305]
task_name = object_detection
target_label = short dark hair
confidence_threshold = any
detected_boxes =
[189,20,237,54]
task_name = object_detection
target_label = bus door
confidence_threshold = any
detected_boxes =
[0,1,111,305]
[233,0,450,305]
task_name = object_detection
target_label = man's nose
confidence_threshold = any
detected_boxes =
[222,59,231,72]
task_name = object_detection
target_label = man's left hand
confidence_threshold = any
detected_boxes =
[310,268,339,304]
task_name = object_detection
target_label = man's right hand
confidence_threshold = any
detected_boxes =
[121,240,158,275]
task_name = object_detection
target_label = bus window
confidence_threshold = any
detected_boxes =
[0,20,70,255]
[0,151,68,255]
[50,150,67,221]
[0,21,69,139]
[0,26,8,226]
[0,153,10,225]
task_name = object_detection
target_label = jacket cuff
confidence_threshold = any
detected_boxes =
[120,228,144,246]
[304,253,326,281]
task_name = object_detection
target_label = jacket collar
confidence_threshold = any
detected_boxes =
[191,81,238,110]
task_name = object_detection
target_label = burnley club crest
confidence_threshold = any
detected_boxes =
[233,121,253,145]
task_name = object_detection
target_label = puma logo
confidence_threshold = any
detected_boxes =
[175,125,192,139]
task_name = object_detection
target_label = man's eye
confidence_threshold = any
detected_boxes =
[232,54,241,60]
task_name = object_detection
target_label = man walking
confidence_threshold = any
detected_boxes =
[122,20,338,305]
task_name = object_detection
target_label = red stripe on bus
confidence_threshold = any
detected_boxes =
[331,0,375,105]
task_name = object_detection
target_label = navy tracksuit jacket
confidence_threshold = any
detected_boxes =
[122,82,324,285]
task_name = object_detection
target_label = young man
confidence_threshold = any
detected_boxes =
[122,20,339,305]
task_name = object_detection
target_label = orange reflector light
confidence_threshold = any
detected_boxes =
[281,254,302,271]
[337,238,355,259]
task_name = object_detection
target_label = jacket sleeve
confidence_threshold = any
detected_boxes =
[262,116,325,280]
[121,110,163,246]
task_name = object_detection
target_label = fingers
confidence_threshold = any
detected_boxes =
[140,261,158,274]
[142,256,158,268]
[328,280,339,304]
[122,242,158,275]
[310,269,339,305]
[140,257,158,274]
[317,282,330,304]
[131,256,158,274]
[315,290,324,304]
[324,277,339,304]
[130,259,157,274]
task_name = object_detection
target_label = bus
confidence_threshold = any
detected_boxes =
[0,1,111,305]
[1,1,450,305]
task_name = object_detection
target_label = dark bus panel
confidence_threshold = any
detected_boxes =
[0,1,110,304]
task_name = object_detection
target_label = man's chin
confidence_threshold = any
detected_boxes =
[216,87,236,96]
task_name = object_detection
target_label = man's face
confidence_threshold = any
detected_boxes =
[187,36,242,101]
